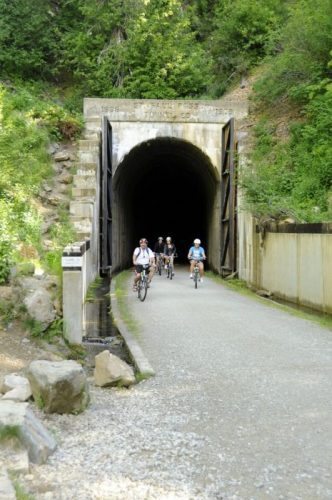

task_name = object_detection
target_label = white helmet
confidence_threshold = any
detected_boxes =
[166,236,171,242]
[194,238,201,244]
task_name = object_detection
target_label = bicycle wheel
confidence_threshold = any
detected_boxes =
[158,260,162,276]
[169,263,173,280]
[139,276,148,301]
[194,269,198,289]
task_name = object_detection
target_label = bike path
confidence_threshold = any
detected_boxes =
[124,267,332,499]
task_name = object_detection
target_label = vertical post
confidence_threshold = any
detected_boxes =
[221,118,237,276]
[100,117,112,274]
[62,242,90,344]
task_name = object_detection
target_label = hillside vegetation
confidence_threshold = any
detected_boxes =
[0,0,331,282]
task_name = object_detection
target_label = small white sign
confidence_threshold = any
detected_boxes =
[62,256,83,268]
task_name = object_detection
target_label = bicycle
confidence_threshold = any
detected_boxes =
[137,265,150,301]
[155,253,164,276]
[165,254,176,280]
[189,259,203,289]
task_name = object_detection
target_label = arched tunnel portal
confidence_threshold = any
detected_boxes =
[112,137,220,272]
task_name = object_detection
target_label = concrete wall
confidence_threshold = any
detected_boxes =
[238,219,332,314]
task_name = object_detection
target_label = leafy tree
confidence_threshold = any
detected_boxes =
[0,0,59,78]
[254,0,332,104]
[62,0,212,98]
[121,0,212,98]
[210,0,288,94]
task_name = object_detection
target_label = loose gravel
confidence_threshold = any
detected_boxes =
[19,268,332,499]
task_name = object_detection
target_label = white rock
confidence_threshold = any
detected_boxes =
[2,385,32,402]
[23,289,56,330]
[0,401,56,464]
[1,374,31,394]
[94,350,136,388]
[27,360,89,414]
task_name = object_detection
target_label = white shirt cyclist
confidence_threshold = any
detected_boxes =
[134,247,154,265]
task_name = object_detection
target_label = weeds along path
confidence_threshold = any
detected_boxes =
[21,268,332,499]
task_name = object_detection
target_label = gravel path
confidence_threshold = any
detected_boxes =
[22,269,332,499]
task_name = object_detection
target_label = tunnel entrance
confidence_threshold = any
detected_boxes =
[112,137,219,271]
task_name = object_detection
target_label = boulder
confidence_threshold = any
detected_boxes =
[0,401,56,464]
[2,386,32,402]
[94,350,136,388]
[27,360,89,414]
[0,469,16,500]
[1,373,31,395]
[23,289,56,330]
[58,172,73,184]
[54,151,70,162]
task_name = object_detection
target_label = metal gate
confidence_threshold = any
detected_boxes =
[100,116,112,274]
[220,118,237,277]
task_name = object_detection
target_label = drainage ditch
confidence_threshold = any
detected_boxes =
[83,277,131,366]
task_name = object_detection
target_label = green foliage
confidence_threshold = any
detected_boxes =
[243,81,332,221]
[24,317,44,338]
[0,242,12,284]
[24,316,64,343]
[210,0,287,94]
[254,0,332,105]
[62,0,212,98]
[243,0,332,222]
[34,393,45,410]
[0,83,79,280]
[42,205,76,277]
[44,318,64,342]
[85,276,103,303]
[114,271,140,336]
[0,0,59,79]
[0,299,16,326]
[0,426,20,441]
[30,105,83,141]
[13,481,35,500]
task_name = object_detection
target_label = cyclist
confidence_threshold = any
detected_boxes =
[164,237,177,275]
[153,236,164,271]
[188,238,206,283]
[132,238,155,291]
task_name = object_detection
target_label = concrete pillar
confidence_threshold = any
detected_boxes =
[62,241,92,344]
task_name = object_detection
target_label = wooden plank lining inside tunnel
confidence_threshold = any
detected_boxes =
[111,137,220,272]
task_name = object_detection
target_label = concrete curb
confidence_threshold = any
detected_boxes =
[110,275,155,378]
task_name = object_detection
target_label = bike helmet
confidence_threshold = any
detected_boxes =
[139,238,148,244]
[194,238,201,244]
[166,236,172,242]
[158,236,163,241]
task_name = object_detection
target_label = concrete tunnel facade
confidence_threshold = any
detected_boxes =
[64,98,249,342]
[73,98,248,275]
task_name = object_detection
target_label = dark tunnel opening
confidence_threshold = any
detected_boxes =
[112,137,218,270]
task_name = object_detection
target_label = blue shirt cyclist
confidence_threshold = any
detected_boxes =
[188,238,206,283]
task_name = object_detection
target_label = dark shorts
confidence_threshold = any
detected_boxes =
[135,264,150,274]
